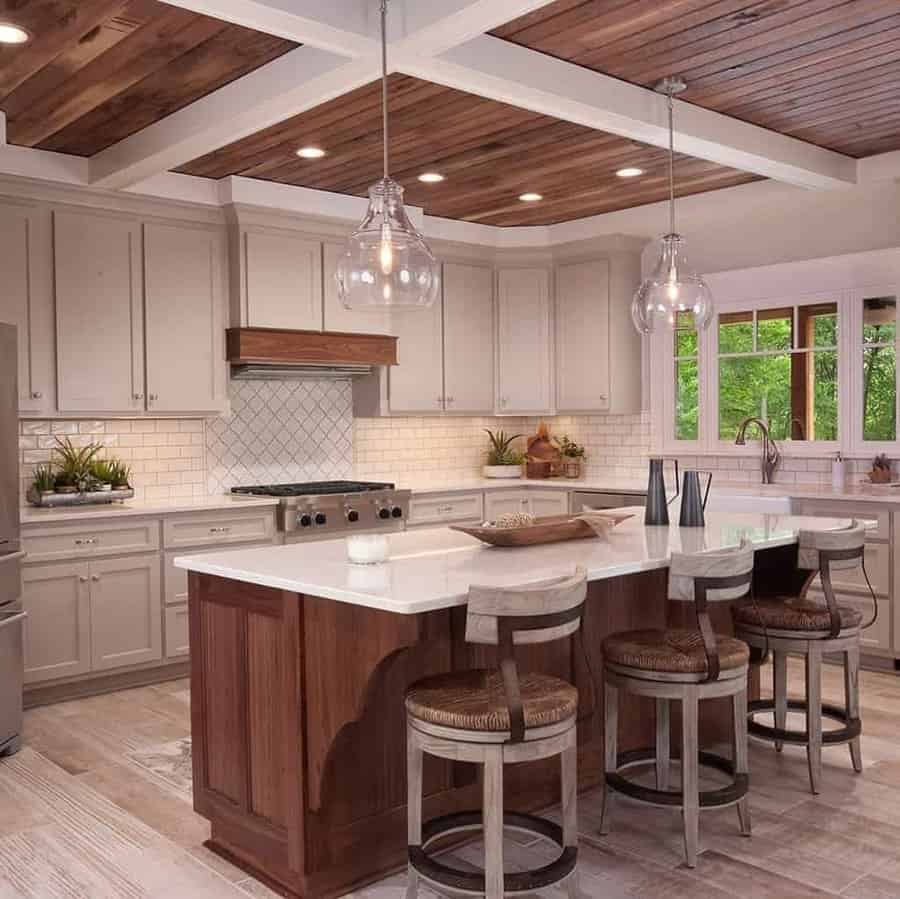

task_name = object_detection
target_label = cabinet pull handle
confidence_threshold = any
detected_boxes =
[134,393,144,400]
[149,393,159,402]
[437,505,454,514]
[79,575,88,583]
[209,526,231,534]
[91,574,101,582]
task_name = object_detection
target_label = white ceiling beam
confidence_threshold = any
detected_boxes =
[158,0,377,56]
[89,47,379,189]
[393,0,558,57]
[398,35,858,191]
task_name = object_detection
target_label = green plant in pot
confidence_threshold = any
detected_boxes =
[483,429,525,479]
[30,463,56,500]
[558,435,586,478]
[106,459,132,491]
[89,458,117,491]
[52,437,102,493]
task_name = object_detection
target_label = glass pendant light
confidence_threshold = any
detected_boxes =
[631,78,714,335]
[336,0,440,311]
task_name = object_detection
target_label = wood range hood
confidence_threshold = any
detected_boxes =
[226,327,398,380]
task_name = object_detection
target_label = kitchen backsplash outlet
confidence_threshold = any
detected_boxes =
[206,380,354,495]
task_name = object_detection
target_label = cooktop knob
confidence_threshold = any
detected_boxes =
[298,514,312,528]
[391,507,403,518]
[378,508,391,520]
[346,509,359,523]
[314,512,327,525]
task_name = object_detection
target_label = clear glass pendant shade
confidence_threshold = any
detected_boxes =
[632,233,713,334]
[336,177,440,311]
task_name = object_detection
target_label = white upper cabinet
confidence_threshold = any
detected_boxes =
[238,230,323,330]
[388,294,445,414]
[144,222,226,414]
[496,267,552,414]
[322,241,393,336]
[0,200,54,414]
[54,210,145,414]
[556,259,611,412]
[443,262,494,414]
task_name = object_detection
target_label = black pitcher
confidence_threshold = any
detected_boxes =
[679,470,713,527]
[645,458,679,526]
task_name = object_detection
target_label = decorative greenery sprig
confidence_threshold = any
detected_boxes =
[559,435,586,459]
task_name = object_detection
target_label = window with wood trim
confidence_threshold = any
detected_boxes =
[716,302,838,443]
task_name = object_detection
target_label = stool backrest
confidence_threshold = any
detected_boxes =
[798,521,868,638]
[465,568,588,744]
[465,567,588,647]
[668,540,754,683]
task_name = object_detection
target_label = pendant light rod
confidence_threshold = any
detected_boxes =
[381,0,389,179]
[655,76,686,237]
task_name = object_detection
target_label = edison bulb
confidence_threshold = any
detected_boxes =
[379,224,394,275]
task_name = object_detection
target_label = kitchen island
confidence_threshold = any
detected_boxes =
[175,511,850,899]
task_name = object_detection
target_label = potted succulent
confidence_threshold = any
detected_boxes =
[559,435,586,479]
[483,429,525,479]
[107,459,132,491]
[52,437,102,494]
[89,458,116,492]
[30,463,56,502]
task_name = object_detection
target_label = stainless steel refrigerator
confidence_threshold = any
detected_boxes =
[0,323,25,756]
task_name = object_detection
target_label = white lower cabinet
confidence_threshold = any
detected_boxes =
[165,604,190,660]
[22,562,92,684]
[483,488,570,521]
[528,490,570,518]
[484,490,531,521]
[89,554,162,672]
[407,492,484,528]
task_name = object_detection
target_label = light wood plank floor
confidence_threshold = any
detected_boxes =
[4,658,900,898]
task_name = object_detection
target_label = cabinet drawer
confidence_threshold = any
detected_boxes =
[165,603,190,659]
[163,510,275,549]
[22,519,160,563]
[808,541,890,596]
[408,492,484,527]
[164,541,275,606]
[792,500,890,541]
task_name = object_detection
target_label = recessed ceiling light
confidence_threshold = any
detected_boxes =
[418,172,445,183]
[616,167,644,178]
[296,146,326,159]
[519,192,543,202]
[0,23,29,44]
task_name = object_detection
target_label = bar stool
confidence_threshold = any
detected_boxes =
[600,541,754,868]
[404,568,588,899]
[732,521,873,794]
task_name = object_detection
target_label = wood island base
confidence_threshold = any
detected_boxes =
[188,553,773,898]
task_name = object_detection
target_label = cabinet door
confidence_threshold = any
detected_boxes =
[496,268,552,413]
[145,223,225,413]
[243,231,322,330]
[388,295,445,414]
[443,262,494,413]
[22,562,91,684]
[528,490,569,518]
[322,241,393,335]
[54,210,144,413]
[89,554,162,671]
[484,490,530,521]
[0,201,54,413]
[556,259,610,411]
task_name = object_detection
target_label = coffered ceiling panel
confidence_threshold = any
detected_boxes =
[178,74,758,226]
[493,0,900,158]
[0,0,296,156]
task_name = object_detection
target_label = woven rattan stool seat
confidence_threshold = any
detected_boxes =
[406,669,578,734]
[732,597,862,632]
[602,628,750,675]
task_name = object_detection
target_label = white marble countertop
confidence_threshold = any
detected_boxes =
[20,494,279,525]
[174,510,851,615]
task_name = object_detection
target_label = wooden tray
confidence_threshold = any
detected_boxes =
[452,511,633,547]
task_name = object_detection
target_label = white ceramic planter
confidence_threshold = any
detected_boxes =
[483,465,522,479]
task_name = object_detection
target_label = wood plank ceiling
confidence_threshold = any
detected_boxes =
[493,0,900,159]
[0,0,296,156]
[178,74,757,226]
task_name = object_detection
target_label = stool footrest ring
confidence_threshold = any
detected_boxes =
[409,810,577,895]
[606,747,748,809]
[748,698,861,746]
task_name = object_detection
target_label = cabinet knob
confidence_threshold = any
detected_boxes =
[91,574,101,582]
[31,391,42,400]
[149,393,159,402]
[134,393,144,401]
[79,575,88,583]
[521,499,528,506]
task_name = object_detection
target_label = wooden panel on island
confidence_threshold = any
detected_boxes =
[187,554,765,899]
